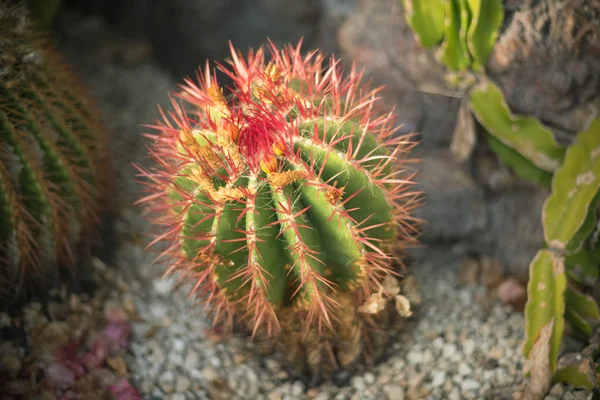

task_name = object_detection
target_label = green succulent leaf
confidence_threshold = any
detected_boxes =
[564,287,600,338]
[554,353,597,390]
[401,0,446,48]
[543,119,600,253]
[484,131,553,187]
[469,81,565,173]
[437,0,471,71]
[565,307,593,338]
[523,249,566,373]
[465,0,503,71]
[458,0,472,67]
[565,249,600,287]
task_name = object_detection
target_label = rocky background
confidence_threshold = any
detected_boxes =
[1,0,599,399]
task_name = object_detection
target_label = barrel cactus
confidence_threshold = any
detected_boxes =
[0,2,108,298]
[138,40,419,365]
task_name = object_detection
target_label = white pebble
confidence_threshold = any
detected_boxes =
[184,351,199,369]
[442,343,457,358]
[462,339,475,356]
[351,376,365,391]
[406,350,423,365]
[291,381,304,396]
[382,385,405,400]
[460,378,480,392]
[363,372,375,385]
[430,370,446,388]
[175,376,191,392]
[458,362,472,376]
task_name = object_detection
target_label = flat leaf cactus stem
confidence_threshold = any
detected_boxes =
[136,40,421,340]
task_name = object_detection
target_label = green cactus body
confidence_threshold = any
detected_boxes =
[138,42,419,338]
[0,2,106,295]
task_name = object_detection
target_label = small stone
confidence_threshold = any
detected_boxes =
[382,385,405,400]
[457,257,480,286]
[432,337,444,350]
[448,388,461,400]
[159,371,175,393]
[497,278,527,311]
[291,381,304,396]
[175,376,191,392]
[168,352,184,366]
[268,392,283,400]
[458,290,473,306]
[549,383,565,396]
[392,359,406,370]
[489,346,504,360]
[406,350,423,365]
[209,356,222,367]
[141,378,154,393]
[460,378,480,392]
[106,356,128,376]
[351,376,365,391]
[202,367,219,382]
[442,343,457,358]
[147,341,166,364]
[265,358,281,371]
[430,370,446,387]
[458,362,472,376]
[480,256,504,288]
[462,339,475,356]
[363,372,375,385]
[154,276,176,295]
[184,351,199,369]
[172,338,185,353]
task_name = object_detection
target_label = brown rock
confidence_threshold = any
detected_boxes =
[480,257,504,289]
[457,257,481,287]
[496,278,527,312]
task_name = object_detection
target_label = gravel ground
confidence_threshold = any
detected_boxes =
[0,11,591,400]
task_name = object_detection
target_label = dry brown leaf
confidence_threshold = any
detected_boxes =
[520,319,554,400]
[144,324,161,338]
[395,295,412,317]
[381,275,400,297]
[450,99,477,163]
[106,356,128,377]
[401,275,422,306]
[358,292,386,314]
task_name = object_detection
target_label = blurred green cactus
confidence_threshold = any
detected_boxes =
[0,1,107,298]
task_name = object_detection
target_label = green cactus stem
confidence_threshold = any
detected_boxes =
[137,41,420,342]
[0,1,107,297]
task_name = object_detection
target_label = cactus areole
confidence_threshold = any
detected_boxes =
[138,41,419,338]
